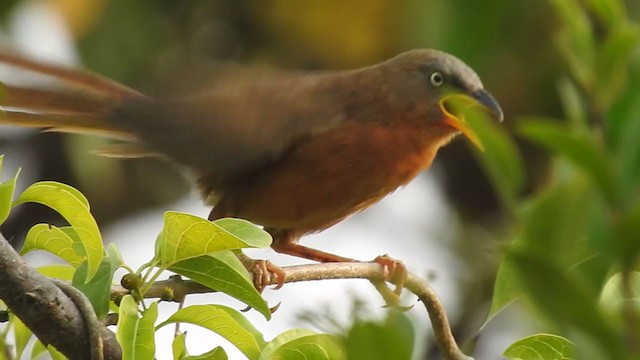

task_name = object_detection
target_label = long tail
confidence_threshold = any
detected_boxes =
[0,48,143,140]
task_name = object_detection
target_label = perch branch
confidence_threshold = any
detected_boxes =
[0,232,121,360]
[112,262,472,360]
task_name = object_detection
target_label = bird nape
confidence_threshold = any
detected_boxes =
[0,48,503,289]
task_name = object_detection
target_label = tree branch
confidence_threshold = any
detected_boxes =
[112,262,472,360]
[0,232,121,360]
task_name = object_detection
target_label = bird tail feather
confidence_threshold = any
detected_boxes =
[0,49,142,142]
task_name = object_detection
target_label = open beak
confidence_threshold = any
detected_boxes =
[439,89,504,150]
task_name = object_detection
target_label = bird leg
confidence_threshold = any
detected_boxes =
[268,228,408,297]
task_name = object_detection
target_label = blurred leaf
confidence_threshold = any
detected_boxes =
[0,155,19,224]
[14,181,103,282]
[345,312,414,360]
[584,0,626,30]
[600,272,640,313]
[595,24,640,110]
[609,61,640,202]
[169,251,271,319]
[260,329,345,360]
[155,212,271,267]
[510,250,621,357]
[463,104,524,210]
[73,254,118,319]
[557,79,587,132]
[517,119,617,203]
[158,305,266,360]
[549,0,595,90]
[487,252,524,323]
[612,200,640,269]
[503,333,575,360]
[21,225,84,267]
[10,314,32,359]
[117,296,157,360]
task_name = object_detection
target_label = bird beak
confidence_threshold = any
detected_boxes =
[439,89,504,150]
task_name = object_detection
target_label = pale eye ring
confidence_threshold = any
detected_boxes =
[430,71,444,86]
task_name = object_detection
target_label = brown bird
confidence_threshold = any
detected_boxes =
[0,49,503,288]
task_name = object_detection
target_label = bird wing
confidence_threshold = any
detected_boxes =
[109,71,356,191]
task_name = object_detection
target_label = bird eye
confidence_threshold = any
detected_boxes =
[430,71,444,87]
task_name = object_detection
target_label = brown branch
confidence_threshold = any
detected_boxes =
[0,232,121,360]
[112,262,473,360]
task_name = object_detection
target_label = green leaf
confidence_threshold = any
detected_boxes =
[0,156,19,224]
[169,251,271,319]
[37,264,75,280]
[184,347,228,360]
[503,333,575,360]
[600,272,640,313]
[73,254,118,319]
[14,181,103,282]
[173,333,188,359]
[595,24,640,110]
[156,212,271,267]
[486,252,524,324]
[117,296,157,360]
[517,120,617,203]
[612,200,640,269]
[345,312,414,360]
[509,251,621,357]
[10,314,32,359]
[21,224,84,267]
[463,105,524,210]
[260,331,345,360]
[584,0,626,30]
[46,345,66,360]
[548,0,595,90]
[158,304,266,360]
[31,339,47,360]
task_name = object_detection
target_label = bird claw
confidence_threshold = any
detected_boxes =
[373,254,407,296]
[370,255,412,309]
[250,259,286,292]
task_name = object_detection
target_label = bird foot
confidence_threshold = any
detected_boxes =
[252,259,286,291]
[370,255,412,309]
[373,254,407,295]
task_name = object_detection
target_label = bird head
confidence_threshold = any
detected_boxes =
[383,49,504,149]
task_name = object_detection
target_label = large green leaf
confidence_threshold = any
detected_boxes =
[155,212,271,267]
[14,181,103,282]
[158,305,266,360]
[503,333,575,360]
[117,296,157,360]
[21,225,84,267]
[169,251,270,319]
